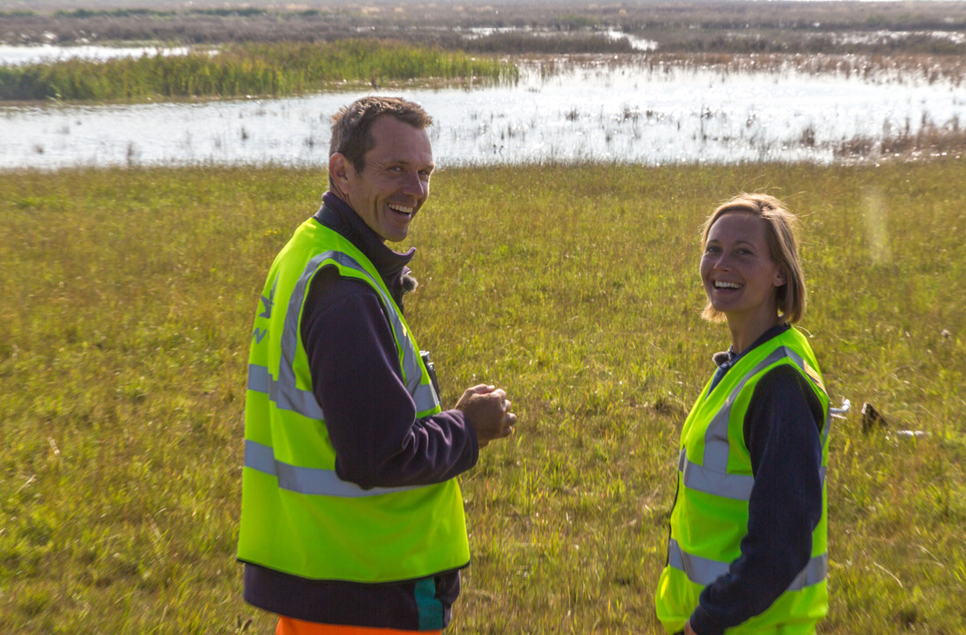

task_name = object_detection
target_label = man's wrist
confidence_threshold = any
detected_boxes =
[689,606,722,635]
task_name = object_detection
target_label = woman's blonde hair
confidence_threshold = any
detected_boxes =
[700,193,807,324]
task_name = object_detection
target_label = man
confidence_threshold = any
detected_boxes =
[238,96,517,634]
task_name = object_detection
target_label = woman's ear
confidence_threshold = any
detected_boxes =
[774,268,787,288]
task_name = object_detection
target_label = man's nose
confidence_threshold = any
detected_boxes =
[402,171,428,197]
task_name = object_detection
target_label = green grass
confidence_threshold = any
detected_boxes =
[1,162,964,633]
[0,40,518,102]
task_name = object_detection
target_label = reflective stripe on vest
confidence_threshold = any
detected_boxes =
[245,439,424,498]
[276,249,436,413]
[679,346,831,502]
[247,361,436,425]
[667,539,828,591]
[246,248,438,497]
[247,362,323,420]
[679,446,827,502]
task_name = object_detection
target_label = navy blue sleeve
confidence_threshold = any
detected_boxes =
[300,266,479,489]
[689,364,824,635]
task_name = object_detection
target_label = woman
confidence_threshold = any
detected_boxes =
[655,194,830,635]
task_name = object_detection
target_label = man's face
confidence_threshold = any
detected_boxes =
[334,115,434,243]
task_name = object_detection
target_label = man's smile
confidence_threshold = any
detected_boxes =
[387,202,414,216]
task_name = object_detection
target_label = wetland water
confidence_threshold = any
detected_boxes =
[0,44,193,66]
[3,59,966,169]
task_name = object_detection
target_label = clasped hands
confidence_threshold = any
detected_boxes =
[455,384,518,449]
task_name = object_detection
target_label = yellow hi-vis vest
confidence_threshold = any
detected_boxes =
[237,218,470,583]
[655,327,830,634]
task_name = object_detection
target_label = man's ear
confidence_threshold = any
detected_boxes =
[328,153,351,190]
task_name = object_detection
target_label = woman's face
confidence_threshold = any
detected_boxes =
[701,211,786,321]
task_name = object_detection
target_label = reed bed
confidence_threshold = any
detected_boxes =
[6,46,964,104]
[834,123,966,162]
[0,39,517,102]
[522,51,966,88]
[657,52,966,87]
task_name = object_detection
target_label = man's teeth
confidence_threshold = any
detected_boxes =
[388,204,413,215]
[715,281,742,289]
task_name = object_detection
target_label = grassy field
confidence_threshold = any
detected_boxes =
[1,161,965,634]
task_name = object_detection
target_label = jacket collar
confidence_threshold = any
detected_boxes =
[315,191,415,285]
[712,323,791,369]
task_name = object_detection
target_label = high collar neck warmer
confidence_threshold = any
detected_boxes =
[318,191,415,282]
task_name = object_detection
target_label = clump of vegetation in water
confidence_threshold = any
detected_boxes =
[0,39,518,102]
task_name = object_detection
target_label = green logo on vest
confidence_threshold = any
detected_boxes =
[259,274,279,319]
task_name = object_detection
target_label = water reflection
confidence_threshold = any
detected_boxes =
[0,44,194,66]
[2,61,965,170]
[463,27,658,51]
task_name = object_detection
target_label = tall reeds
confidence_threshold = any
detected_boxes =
[0,40,518,102]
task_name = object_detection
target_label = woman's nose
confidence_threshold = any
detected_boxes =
[712,254,731,270]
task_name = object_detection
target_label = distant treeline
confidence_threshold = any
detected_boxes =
[4,2,966,55]
[0,40,518,102]
[51,8,274,19]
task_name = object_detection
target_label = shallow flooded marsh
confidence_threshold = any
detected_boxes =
[3,55,965,170]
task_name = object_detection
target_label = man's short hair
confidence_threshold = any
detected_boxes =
[329,96,433,175]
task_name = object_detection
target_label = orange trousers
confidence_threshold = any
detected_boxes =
[276,616,440,635]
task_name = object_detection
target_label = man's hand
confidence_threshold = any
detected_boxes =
[455,384,518,449]
[683,620,698,635]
